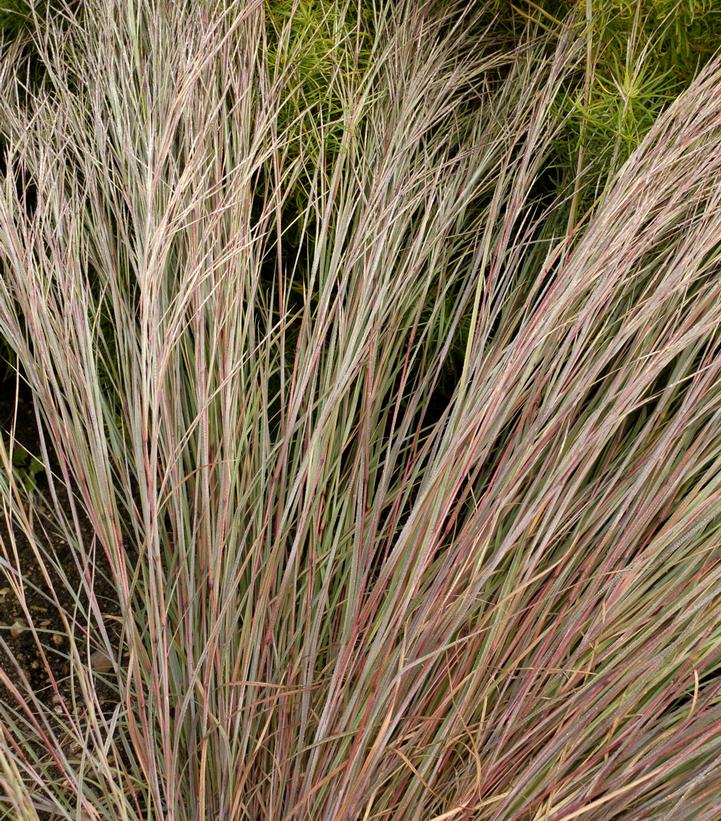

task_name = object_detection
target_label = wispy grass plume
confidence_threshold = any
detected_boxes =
[0,1,721,818]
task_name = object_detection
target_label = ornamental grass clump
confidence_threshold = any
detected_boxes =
[1,1,721,818]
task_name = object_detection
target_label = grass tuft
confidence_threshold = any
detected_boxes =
[0,1,721,818]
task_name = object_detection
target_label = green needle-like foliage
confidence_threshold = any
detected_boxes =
[539,0,721,216]
[0,0,32,36]
[266,0,374,160]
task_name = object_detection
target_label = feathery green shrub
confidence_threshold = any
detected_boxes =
[0,0,33,37]
[540,0,721,216]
